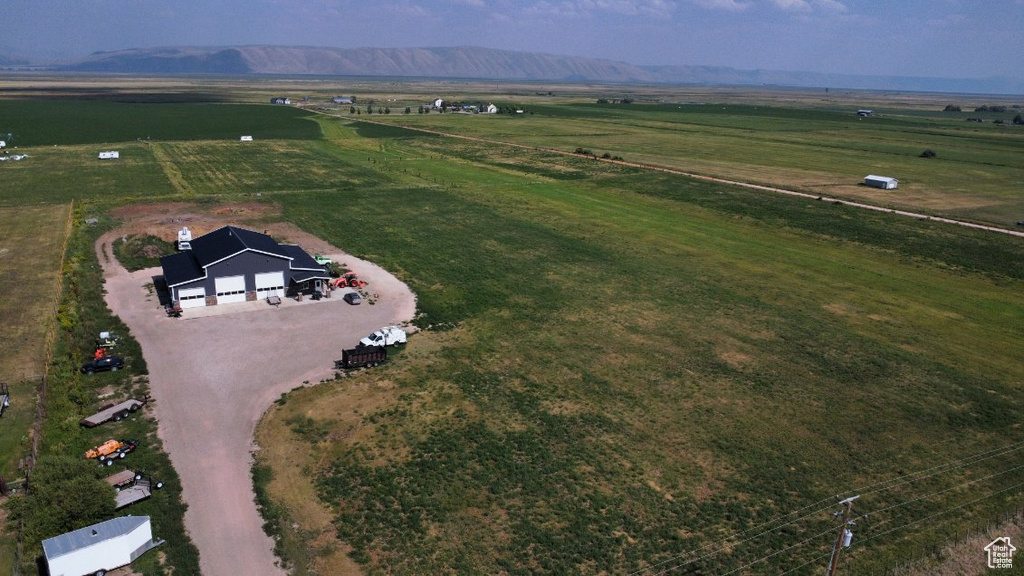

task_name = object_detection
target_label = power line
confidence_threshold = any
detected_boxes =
[626,494,843,573]
[714,526,839,576]
[781,551,833,575]
[864,461,1024,527]
[627,497,840,575]
[853,441,1024,501]
[629,440,1024,576]
[850,478,1024,553]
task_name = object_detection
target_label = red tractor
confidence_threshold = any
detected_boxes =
[330,271,366,289]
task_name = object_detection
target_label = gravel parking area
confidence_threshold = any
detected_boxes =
[97,230,416,576]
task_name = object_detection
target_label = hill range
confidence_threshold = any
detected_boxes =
[4,45,1022,95]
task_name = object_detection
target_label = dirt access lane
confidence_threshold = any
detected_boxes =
[97,227,416,576]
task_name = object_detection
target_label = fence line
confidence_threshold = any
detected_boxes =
[867,503,1024,576]
[17,201,74,576]
[29,200,73,469]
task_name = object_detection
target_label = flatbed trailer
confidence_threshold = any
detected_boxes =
[104,470,162,509]
[80,398,146,427]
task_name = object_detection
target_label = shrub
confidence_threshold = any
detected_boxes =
[920,149,937,158]
[943,105,961,112]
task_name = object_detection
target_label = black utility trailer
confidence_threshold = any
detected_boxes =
[336,345,386,370]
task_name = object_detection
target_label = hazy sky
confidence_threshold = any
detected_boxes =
[3,0,1022,80]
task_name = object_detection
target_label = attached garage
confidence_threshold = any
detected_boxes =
[177,287,207,309]
[255,271,285,299]
[215,275,247,304]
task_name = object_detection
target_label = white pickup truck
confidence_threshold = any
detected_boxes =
[359,326,407,348]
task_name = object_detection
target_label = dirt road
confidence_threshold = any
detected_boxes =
[97,231,416,576]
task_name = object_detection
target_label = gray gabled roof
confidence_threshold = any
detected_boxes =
[43,516,150,560]
[159,226,329,288]
[159,251,204,287]
[190,226,290,267]
[278,244,325,271]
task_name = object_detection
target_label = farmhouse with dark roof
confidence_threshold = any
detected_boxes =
[159,225,329,309]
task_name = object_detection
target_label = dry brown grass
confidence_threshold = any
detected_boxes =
[904,514,1024,576]
[0,204,72,379]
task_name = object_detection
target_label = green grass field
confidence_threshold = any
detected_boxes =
[0,204,72,569]
[253,112,1024,574]
[0,100,321,146]
[360,101,1024,226]
[1,85,1022,575]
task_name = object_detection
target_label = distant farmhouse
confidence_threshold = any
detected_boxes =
[160,226,329,309]
[270,97,291,105]
[332,96,354,104]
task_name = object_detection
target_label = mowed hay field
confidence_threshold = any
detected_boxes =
[366,100,1024,226]
[0,205,71,381]
[0,205,71,568]
[255,113,1024,574]
[1,88,1022,574]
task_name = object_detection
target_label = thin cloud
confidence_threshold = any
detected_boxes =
[382,2,433,18]
[523,0,675,19]
[692,0,752,10]
[770,0,846,12]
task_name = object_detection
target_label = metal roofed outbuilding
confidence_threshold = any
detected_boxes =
[864,175,898,190]
[158,226,330,308]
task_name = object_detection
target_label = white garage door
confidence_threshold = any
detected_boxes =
[255,272,285,299]
[178,287,207,309]
[215,275,247,304]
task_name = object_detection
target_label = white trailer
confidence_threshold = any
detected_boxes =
[177,226,192,250]
[42,516,163,576]
[97,151,120,160]
[864,175,898,189]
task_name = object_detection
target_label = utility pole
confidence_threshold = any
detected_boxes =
[826,495,859,576]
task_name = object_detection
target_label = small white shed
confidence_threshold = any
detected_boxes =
[43,516,162,576]
[0,140,6,148]
[240,135,253,142]
[98,151,120,160]
[864,175,898,190]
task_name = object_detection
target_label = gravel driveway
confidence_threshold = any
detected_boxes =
[97,233,416,576]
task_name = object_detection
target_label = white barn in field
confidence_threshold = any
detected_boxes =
[43,516,163,576]
[864,175,898,190]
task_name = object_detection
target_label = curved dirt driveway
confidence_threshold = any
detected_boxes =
[97,231,416,576]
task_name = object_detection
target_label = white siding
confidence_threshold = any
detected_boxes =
[46,519,152,576]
